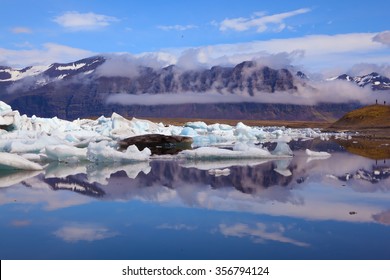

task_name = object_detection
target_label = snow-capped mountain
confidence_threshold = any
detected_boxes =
[0,56,105,85]
[0,56,371,120]
[328,72,390,90]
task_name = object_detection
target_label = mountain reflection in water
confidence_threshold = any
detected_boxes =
[0,149,389,259]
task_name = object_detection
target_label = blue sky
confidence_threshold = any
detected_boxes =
[0,0,389,74]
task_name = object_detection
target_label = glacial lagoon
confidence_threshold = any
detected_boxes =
[1,142,389,260]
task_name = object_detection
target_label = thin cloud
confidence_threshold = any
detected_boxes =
[219,223,309,247]
[219,8,311,33]
[372,30,390,47]
[11,27,32,34]
[53,11,119,31]
[157,24,198,31]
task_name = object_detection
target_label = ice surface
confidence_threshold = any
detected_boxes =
[45,145,87,162]
[0,152,43,170]
[0,101,346,166]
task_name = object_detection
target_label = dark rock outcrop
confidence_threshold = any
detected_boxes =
[118,134,193,155]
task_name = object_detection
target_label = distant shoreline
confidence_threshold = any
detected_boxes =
[143,117,332,129]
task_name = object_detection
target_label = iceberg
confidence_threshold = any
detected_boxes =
[45,145,88,162]
[272,141,294,157]
[0,152,43,170]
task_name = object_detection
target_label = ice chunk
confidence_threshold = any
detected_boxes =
[21,153,45,162]
[272,142,293,156]
[45,145,87,162]
[0,152,43,170]
[0,101,12,114]
[180,127,198,137]
[0,115,14,126]
[87,141,150,163]
[5,134,65,153]
[185,121,208,130]
[305,149,331,157]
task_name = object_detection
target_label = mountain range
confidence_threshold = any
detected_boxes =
[328,72,390,90]
[0,56,388,121]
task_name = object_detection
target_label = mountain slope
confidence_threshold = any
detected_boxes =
[330,105,390,129]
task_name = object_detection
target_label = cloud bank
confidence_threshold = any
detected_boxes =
[0,43,95,67]
[106,79,387,107]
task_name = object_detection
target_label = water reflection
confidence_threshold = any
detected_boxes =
[1,147,390,259]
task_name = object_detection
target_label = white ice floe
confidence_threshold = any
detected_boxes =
[45,145,88,162]
[0,152,43,170]
[305,149,331,157]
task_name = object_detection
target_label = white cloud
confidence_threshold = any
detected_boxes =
[157,24,198,31]
[11,27,32,34]
[372,30,390,47]
[53,11,119,31]
[220,8,311,33]
[54,224,117,242]
[0,43,95,67]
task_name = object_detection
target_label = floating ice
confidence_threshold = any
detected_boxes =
[0,152,43,170]
[305,149,331,157]
[45,145,87,162]
[272,141,294,157]
[0,101,347,166]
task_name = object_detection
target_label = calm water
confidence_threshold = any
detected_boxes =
[1,144,390,260]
